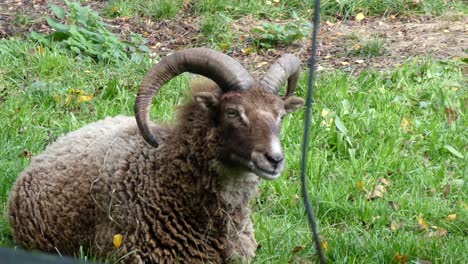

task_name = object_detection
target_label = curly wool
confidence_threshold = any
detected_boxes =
[8,98,260,263]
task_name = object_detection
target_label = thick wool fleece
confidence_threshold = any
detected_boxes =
[8,101,259,263]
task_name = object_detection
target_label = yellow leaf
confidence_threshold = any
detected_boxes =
[417,214,428,230]
[355,13,365,21]
[273,0,280,2]
[321,108,330,118]
[113,234,123,248]
[357,181,365,191]
[400,117,413,132]
[38,46,45,55]
[54,95,62,102]
[445,214,457,222]
[354,44,361,50]
[322,241,328,251]
[242,47,254,55]
[78,94,94,102]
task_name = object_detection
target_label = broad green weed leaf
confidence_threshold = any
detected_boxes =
[46,17,70,32]
[49,3,66,19]
[334,115,348,135]
[444,145,464,158]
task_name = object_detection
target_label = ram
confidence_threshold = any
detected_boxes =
[8,48,304,263]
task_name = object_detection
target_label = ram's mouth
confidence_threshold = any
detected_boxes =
[249,163,282,180]
[228,154,284,180]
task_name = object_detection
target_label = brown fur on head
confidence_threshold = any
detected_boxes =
[191,80,304,180]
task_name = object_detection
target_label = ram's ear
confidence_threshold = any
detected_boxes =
[283,96,305,114]
[194,92,219,110]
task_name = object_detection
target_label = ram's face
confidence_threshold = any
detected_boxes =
[195,87,304,180]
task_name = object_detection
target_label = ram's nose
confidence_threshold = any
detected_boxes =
[265,153,284,168]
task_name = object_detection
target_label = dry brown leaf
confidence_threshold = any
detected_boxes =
[368,178,391,200]
[379,177,391,187]
[445,107,458,125]
[423,152,430,166]
[21,149,32,158]
[437,228,448,237]
[292,245,304,253]
[390,221,398,232]
[442,184,451,198]
[394,253,409,263]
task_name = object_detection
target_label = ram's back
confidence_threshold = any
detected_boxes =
[8,116,158,254]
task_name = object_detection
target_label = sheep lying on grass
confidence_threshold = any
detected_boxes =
[8,48,304,263]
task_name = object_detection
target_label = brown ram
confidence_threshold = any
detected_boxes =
[8,48,304,263]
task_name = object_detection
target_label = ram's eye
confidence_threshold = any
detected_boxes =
[226,109,239,117]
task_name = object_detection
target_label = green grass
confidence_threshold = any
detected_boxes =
[1,38,466,262]
[103,0,184,19]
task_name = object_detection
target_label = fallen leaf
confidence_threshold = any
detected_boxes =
[354,44,361,50]
[394,253,409,263]
[400,117,413,132]
[357,181,365,191]
[436,228,448,237]
[113,234,123,248]
[242,47,254,55]
[78,94,94,102]
[368,178,391,200]
[368,184,385,199]
[355,59,365,64]
[21,150,32,158]
[321,108,330,117]
[37,46,45,55]
[445,107,458,125]
[442,184,450,198]
[292,245,304,253]
[417,214,428,230]
[379,177,391,187]
[340,61,350,66]
[423,152,430,166]
[390,221,398,231]
[355,13,365,21]
[321,241,328,251]
[445,214,456,222]
[256,61,269,68]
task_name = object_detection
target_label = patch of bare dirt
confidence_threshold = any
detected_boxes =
[1,0,466,75]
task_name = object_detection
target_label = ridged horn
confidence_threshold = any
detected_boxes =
[260,54,301,96]
[135,48,253,148]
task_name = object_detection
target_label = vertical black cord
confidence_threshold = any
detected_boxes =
[301,1,326,264]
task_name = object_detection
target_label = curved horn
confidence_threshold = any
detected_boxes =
[260,54,301,96]
[135,48,253,148]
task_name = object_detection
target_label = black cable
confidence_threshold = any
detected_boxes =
[301,1,326,264]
